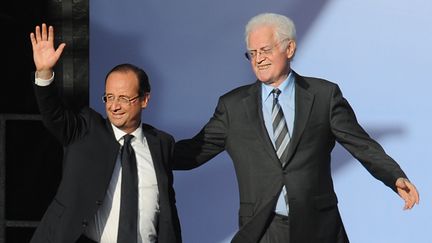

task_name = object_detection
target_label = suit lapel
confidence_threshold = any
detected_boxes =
[102,120,122,187]
[242,82,281,167]
[284,73,314,166]
[142,126,168,191]
[243,75,315,167]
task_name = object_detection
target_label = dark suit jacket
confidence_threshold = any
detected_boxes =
[31,82,182,243]
[174,72,406,243]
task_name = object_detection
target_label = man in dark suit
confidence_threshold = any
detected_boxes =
[174,13,419,243]
[29,24,181,243]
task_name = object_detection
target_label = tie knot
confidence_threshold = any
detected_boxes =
[272,88,281,98]
[272,89,281,102]
[123,134,134,145]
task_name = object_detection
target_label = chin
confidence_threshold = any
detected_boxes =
[259,79,274,85]
[109,118,123,127]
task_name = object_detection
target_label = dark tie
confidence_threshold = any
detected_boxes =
[117,134,138,243]
[271,89,290,166]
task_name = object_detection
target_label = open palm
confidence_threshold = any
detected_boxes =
[30,23,65,72]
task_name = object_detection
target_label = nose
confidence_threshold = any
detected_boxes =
[256,52,266,63]
[108,99,122,111]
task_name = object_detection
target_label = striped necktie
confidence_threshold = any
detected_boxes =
[272,88,291,212]
[271,88,290,166]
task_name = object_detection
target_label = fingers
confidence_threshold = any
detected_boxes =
[41,23,48,41]
[405,181,420,206]
[396,178,420,210]
[48,25,54,42]
[32,23,52,44]
[398,189,411,209]
[404,195,414,210]
[398,190,413,210]
[35,25,41,43]
[30,23,65,72]
[30,32,36,49]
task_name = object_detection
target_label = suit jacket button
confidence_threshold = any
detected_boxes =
[82,220,88,227]
[96,200,102,205]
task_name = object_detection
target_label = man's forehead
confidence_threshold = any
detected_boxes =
[248,37,276,50]
[248,26,276,46]
[107,70,137,80]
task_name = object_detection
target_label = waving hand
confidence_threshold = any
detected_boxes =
[30,23,66,79]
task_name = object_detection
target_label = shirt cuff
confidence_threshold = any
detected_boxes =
[35,72,55,86]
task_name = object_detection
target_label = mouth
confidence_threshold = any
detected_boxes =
[257,64,271,70]
[110,112,125,120]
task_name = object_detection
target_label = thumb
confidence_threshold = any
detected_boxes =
[54,43,66,60]
[396,178,409,189]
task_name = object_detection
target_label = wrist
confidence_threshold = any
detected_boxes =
[36,69,54,80]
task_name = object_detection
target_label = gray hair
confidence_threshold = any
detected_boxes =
[245,13,296,50]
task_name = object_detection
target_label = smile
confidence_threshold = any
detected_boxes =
[257,64,271,70]
[111,113,125,119]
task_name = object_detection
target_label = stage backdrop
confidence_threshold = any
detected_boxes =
[90,0,430,242]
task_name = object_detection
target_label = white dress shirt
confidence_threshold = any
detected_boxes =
[84,122,160,243]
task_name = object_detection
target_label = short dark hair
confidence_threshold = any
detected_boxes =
[105,63,151,96]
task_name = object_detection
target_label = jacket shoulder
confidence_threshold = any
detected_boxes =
[142,123,174,142]
[219,82,257,101]
[293,73,343,100]
[297,73,338,88]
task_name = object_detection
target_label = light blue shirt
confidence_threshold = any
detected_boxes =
[261,72,296,215]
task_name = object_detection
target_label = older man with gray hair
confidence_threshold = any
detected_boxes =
[174,12,419,243]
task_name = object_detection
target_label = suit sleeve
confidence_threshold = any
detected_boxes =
[33,79,89,145]
[329,84,406,192]
[173,97,228,170]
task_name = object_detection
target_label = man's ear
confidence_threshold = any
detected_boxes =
[286,40,296,60]
[141,93,150,108]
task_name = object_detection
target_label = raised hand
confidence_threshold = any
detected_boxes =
[30,23,66,79]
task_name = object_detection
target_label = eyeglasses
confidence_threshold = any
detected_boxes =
[245,38,289,61]
[102,94,141,105]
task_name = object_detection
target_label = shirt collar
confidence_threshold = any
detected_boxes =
[262,71,295,102]
[111,123,144,144]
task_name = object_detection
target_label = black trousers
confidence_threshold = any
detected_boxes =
[259,214,290,243]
